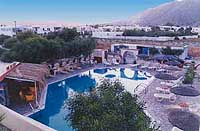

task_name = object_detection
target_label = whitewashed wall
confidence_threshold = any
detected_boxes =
[0,104,56,131]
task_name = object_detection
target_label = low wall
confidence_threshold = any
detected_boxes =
[0,104,56,131]
[188,47,200,57]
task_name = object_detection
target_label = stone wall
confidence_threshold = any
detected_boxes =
[188,47,200,57]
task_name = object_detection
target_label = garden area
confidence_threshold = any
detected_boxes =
[0,29,96,64]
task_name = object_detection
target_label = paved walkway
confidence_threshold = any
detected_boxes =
[140,69,200,131]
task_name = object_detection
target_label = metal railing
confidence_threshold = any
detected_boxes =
[134,83,149,95]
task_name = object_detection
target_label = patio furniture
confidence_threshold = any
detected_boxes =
[166,103,190,111]
[156,69,167,73]
[103,59,111,66]
[73,63,82,70]
[160,76,183,86]
[154,93,176,103]
[25,94,35,102]
[112,58,119,65]
[148,66,157,70]
[156,87,170,94]
[63,65,74,72]
[29,87,36,94]
[172,127,183,131]
[60,69,69,74]
[189,104,200,116]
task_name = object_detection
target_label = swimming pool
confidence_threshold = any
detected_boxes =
[30,68,154,131]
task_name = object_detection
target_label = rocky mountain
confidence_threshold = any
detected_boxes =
[119,0,200,26]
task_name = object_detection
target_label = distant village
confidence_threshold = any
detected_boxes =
[1,24,200,40]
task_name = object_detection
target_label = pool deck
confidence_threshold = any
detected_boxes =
[10,64,139,116]
[46,64,139,84]
[13,62,200,131]
[140,69,200,131]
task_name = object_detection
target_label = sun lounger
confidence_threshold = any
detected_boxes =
[112,59,119,65]
[172,127,183,131]
[60,70,69,74]
[103,59,111,66]
[156,87,170,94]
[154,93,176,103]
[189,104,200,116]
[25,94,35,102]
[160,77,183,87]
[72,63,82,69]
[140,65,148,70]
[63,65,74,71]
[156,69,167,73]
[148,66,157,70]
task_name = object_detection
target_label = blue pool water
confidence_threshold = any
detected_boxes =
[30,68,151,131]
[30,75,96,131]
[105,74,116,78]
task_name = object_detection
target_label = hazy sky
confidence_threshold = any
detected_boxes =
[0,0,174,24]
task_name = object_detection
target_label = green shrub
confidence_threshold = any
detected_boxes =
[183,64,195,84]
[66,80,159,131]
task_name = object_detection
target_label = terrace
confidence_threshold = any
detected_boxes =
[1,55,200,131]
[29,57,199,131]
[136,61,200,131]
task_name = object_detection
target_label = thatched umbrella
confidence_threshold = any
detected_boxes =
[168,110,200,131]
[155,73,178,80]
[170,86,200,97]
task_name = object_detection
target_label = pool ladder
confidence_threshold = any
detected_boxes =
[134,83,149,95]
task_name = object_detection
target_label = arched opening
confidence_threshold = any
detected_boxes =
[122,51,137,64]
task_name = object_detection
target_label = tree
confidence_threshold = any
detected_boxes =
[178,27,185,35]
[1,36,96,63]
[185,27,192,35]
[16,31,39,42]
[1,37,62,63]
[66,80,157,131]
[0,28,96,63]
[0,35,10,45]
[149,47,159,56]
[0,48,6,56]
[151,26,161,32]
[183,63,195,84]
[164,23,175,26]
[161,46,183,56]
[46,28,80,42]
[3,38,19,49]
[63,38,96,58]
